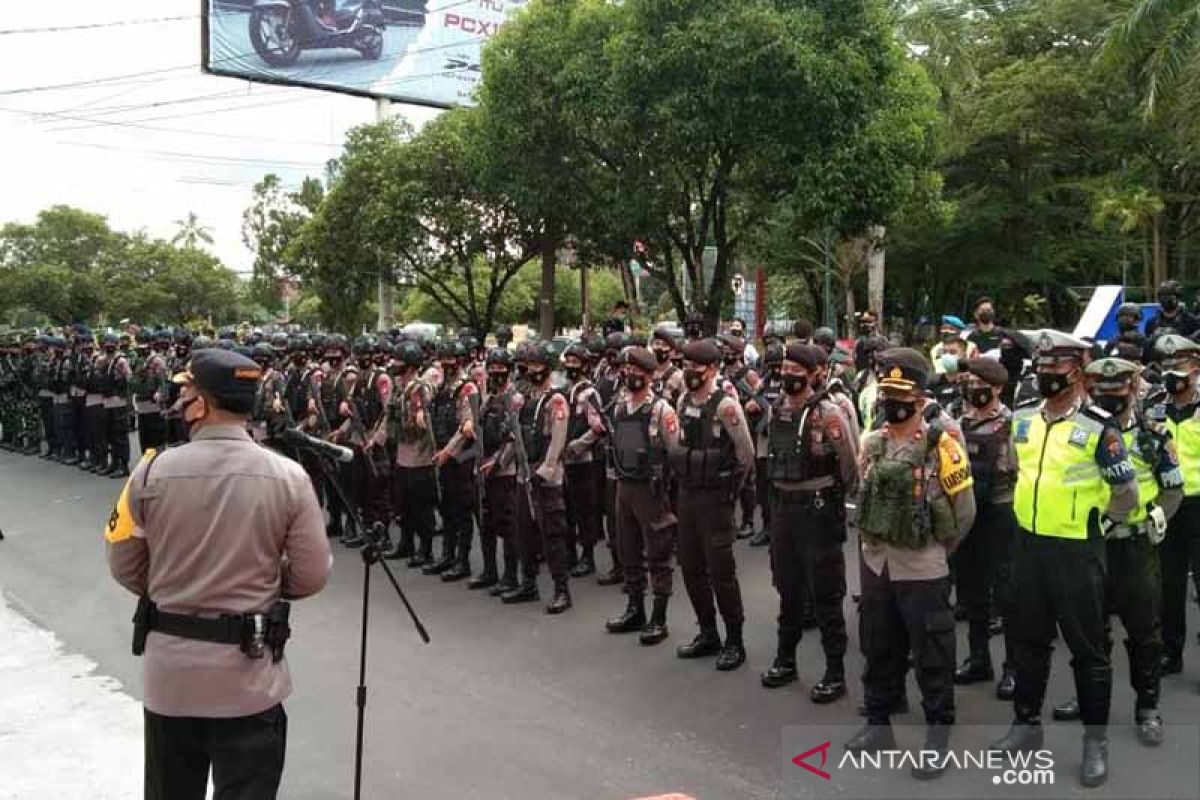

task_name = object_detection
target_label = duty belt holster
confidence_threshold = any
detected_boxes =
[778,486,842,512]
[133,597,291,662]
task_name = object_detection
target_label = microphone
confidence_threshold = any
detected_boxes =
[281,427,355,463]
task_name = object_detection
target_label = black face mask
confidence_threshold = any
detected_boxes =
[516,365,529,378]
[683,369,706,391]
[723,355,739,366]
[626,375,647,392]
[782,374,808,396]
[881,398,917,424]
[653,349,670,364]
[1092,394,1129,416]
[487,372,508,391]
[1117,319,1138,333]
[564,366,581,381]
[859,323,876,335]
[1164,373,1192,396]
[1036,371,1073,399]
[527,368,549,385]
[440,361,457,374]
[1161,296,1180,312]
[967,386,994,409]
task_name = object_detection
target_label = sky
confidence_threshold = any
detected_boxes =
[0,1,441,274]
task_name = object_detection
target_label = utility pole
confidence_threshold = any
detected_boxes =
[375,98,395,332]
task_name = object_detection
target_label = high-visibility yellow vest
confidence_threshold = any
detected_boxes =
[1163,410,1200,497]
[1013,407,1110,539]
[1124,428,1159,525]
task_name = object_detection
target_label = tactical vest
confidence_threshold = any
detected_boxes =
[765,395,838,483]
[595,370,620,406]
[1012,406,1111,539]
[88,355,110,395]
[670,393,735,489]
[51,358,70,394]
[361,369,386,429]
[567,382,594,442]
[321,366,345,422]
[857,429,942,549]
[962,411,1011,506]
[520,391,559,466]
[390,380,426,444]
[430,378,462,449]
[252,370,276,422]
[613,399,660,481]
[107,355,129,396]
[481,389,511,456]
[1163,402,1200,497]
[284,365,311,419]
[651,365,680,401]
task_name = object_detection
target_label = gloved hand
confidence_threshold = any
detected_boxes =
[1099,515,1118,539]
[1148,505,1168,545]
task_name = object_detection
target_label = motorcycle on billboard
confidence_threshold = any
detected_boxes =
[248,0,389,66]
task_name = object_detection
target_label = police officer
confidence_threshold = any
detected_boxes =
[386,340,437,565]
[1051,357,1182,748]
[99,332,133,476]
[1146,280,1197,339]
[561,342,606,577]
[605,346,679,644]
[429,340,478,577]
[164,331,193,446]
[760,343,858,703]
[133,333,171,454]
[1150,335,1200,676]
[471,348,522,594]
[82,336,107,471]
[250,342,288,447]
[747,342,784,548]
[107,348,331,800]
[991,331,1139,788]
[50,335,78,464]
[595,332,627,586]
[952,358,1018,700]
[720,333,761,539]
[668,339,756,671]
[650,329,684,404]
[847,348,975,779]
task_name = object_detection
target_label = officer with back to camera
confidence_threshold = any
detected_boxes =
[106,348,332,800]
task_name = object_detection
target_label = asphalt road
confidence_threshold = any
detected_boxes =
[3,447,1200,800]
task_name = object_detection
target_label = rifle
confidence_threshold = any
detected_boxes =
[419,380,442,505]
[468,390,486,528]
[506,401,537,520]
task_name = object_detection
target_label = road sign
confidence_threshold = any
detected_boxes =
[731,273,746,296]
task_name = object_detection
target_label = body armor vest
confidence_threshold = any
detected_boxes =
[567,381,594,442]
[430,378,463,449]
[284,365,311,419]
[390,379,426,444]
[106,355,129,396]
[89,355,110,395]
[962,412,1011,506]
[361,369,385,429]
[766,395,838,483]
[651,365,680,401]
[613,400,659,481]
[670,393,735,489]
[857,432,937,549]
[481,389,511,456]
[595,370,620,406]
[520,391,558,466]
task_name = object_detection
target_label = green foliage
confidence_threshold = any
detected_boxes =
[242,175,324,314]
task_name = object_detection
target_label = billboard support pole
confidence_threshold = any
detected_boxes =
[375,98,395,332]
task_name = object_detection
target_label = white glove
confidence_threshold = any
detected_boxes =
[1149,505,1168,545]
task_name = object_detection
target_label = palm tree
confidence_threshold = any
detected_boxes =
[171,212,215,250]
[1102,0,1200,116]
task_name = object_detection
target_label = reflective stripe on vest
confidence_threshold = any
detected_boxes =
[1164,414,1200,496]
[1012,408,1109,539]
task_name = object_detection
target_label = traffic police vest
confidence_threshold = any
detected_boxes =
[1012,406,1111,539]
[1124,425,1161,526]
[1161,401,1200,497]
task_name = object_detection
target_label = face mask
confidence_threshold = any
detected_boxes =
[967,386,994,409]
[684,368,706,391]
[517,365,529,378]
[1164,372,1192,396]
[782,374,808,396]
[723,355,739,366]
[1118,319,1138,333]
[881,398,917,424]
[1092,394,1129,416]
[1036,371,1073,399]
[626,375,647,392]
[653,349,670,364]
[977,310,995,325]
[527,368,549,385]
[487,372,508,391]
[859,323,876,335]
[564,366,581,381]
[1161,296,1179,312]
[180,395,204,429]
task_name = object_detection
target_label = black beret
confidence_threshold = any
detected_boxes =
[963,357,1009,387]
[717,333,746,355]
[681,338,722,366]
[784,343,825,371]
[172,349,261,406]
[877,348,929,392]
[622,346,657,373]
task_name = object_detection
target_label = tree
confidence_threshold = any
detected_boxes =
[242,174,324,314]
[1102,0,1200,116]
[171,212,214,250]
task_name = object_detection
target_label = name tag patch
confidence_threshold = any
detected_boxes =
[1068,427,1090,448]
[1014,419,1030,443]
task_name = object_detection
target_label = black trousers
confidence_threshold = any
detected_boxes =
[953,501,1016,667]
[565,461,604,556]
[53,401,76,457]
[769,489,847,671]
[1108,535,1163,709]
[105,404,131,467]
[755,457,772,530]
[739,466,756,527]
[860,563,955,725]
[137,411,166,454]
[391,464,437,554]
[616,479,675,597]
[516,479,570,585]
[483,474,518,578]
[361,447,392,530]
[84,403,105,464]
[38,396,55,453]
[1161,497,1200,660]
[144,704,287,800]
[438,459,474,561]
[677,484,744,632]
[1011,529,1111,729]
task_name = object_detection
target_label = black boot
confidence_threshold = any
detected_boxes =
[676,627,722,659]
[467,568,497,590]
[570,547,596,578]
[640,597,670,646]
[596,562,623,586]
[761,636,798,688]
[1136,708,1164,747]
[108,461,130,479]
[545,582,572,615]
[954,655,994,685]
[996,666,1016,701]
[1160,652,1183,676]
[490,555,519,596]
[810,663,847,704]
[748,527,770,548]
[1081,734,1108,788]
[990,720,1044,754]
[96,459,115,476]
[858,695,909,717]
[715,625,746,672]
[844,723,897,754]
[442,559,471,582]
[606,595,646,633]
[1052,697,1080,721]
[911,724,952,781]
[341,530,366,549]
[423,554,454,576]
[408,538,433,569]
[383,535,411,560]
[501,577,539,604]
[736,519,754,540]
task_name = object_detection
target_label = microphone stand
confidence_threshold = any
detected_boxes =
[313,452,430,800]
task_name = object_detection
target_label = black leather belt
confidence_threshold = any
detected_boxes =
[132,597,290,661]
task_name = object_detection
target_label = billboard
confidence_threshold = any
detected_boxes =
[201,0,528,108]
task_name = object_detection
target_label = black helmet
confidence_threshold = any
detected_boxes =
[173,329,193,346]
[102,332,120,348]
[216,339,235,351]
[253,342,275,361]
[486,347,515,368]
[288,334,308,354]
[353,336,376,357]
[309,333,327,352]
[217,326,236,342]
[325,333,349,356]
[604,332,627,352]
[153,330,172,347]
[494,324,513,344]
[459,334,480,353]
[561,342,589,363]
[271,332,289,351]
[1117,302,1140,319]
[437,340,465,360]
[763,342,785,366]
[192,335,214,351]
[583,333,606,358]
[813,327,836,351]
[525,342,552,366]
[374,338,394,357]
[397,341,424,368]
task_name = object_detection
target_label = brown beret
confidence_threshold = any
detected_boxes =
[784,343,825,371]
[877,348,929,392]
[963,357,1008,387]
[681,338,722,366]
[622,346,657,373]
[717,333,746,355]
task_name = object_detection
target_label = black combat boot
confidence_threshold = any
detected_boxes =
[810,662,847,704]
[995,665,1016,701]
[501,576,539,605]
[442,557,471,582]
[640,596,669,645]
[467,567,496,590]
[1052,697,1080,721]
[990,718,1044,754]
[408,537,433,569]
[954,655,995,685]
[715,625,746,672]
[606,595,646,633]
[761,635,798,688]
[858,695,909,717]
[596,561,623,586]
[844,723,897,754]
[911,724,952,781]
[570,547,596,578]
[341,528,366,548]
[383,531,411,560]
[489,555,519,597]
[545,582,572,615]
[423,552,454,576]
[676,626,722,660]
[1081,732,1108,788]
[1136,707,1164,747]
[96,459,115,476]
